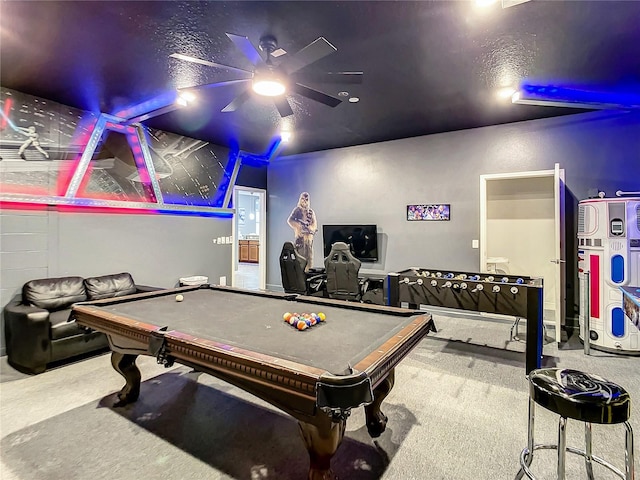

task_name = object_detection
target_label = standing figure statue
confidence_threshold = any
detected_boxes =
[17,125,49,160]
[287,192,318,271]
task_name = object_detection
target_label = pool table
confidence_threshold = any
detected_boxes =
[72,284,435,480]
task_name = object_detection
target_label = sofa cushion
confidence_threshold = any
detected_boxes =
[23,277,87,311]
[49,309,85,340]
[84,272,137,300]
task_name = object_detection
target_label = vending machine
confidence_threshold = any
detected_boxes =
[577,196,640,354]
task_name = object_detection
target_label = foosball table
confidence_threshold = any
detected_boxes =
[386,267,544,374]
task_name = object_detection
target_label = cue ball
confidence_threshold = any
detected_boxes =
[175,294,184,302]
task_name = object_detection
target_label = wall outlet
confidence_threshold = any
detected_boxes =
[219,276,227,286]
[472,239,479,249]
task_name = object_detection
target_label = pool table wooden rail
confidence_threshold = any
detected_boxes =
[72,299,434,418]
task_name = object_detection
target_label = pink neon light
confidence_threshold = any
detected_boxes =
[0,202,52,212]
[1,97,12,130]
[56,115,99,196]
[590,255,600,319]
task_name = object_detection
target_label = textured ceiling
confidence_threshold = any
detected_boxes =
[1,1,639,156]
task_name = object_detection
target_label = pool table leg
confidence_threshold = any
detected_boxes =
[365,369,395,438]
[111,352,141,407]
[298,412,346,480]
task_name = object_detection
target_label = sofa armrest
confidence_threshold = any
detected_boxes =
[4,301,51,373]
[135,284,165,293]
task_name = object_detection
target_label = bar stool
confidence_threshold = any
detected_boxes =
[486,256,510,275]
[516,368,634,480]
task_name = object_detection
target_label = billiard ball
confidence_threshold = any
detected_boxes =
[317,312,326,321]
[175,294,184,302]
[283,312,292,322]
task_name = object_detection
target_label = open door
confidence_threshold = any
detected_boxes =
[553,163,566,339]
[232,187,267,290]
[480,164,565,342]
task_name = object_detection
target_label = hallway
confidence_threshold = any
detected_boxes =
[235,262,260,290]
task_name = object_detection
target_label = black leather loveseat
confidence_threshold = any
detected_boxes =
[4,272,158,374]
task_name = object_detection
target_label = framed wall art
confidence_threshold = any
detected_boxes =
[407,204,450,221]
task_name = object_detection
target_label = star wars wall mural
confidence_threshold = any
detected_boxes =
[0,88,235,212]
[287,192,318,271]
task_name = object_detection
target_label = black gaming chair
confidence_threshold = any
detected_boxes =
[279,242,308,294]
[279,242,325,295]
[323,242,365,301]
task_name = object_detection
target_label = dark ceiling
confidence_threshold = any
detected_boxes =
[1,1,639,156]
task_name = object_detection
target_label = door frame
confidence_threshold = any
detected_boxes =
[479,164,565,342]
[232,186,267,290]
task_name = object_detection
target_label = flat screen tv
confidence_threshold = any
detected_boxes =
[322,224,378,262]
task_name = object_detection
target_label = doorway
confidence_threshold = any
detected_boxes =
[480,164,566,342]
[232,187,266,290]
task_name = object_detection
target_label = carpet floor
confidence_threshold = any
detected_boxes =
[1,311,638,479]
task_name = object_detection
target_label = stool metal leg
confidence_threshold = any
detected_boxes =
[510,317,521,341]
[558,417,567,480]
[584,422,595,480]
[517,402,633,480]
[516,396,536,479]
[510,319,547,342]
[624,421,634,480]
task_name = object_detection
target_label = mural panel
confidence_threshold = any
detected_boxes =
[0,88,235,211]
[0,88,97,196]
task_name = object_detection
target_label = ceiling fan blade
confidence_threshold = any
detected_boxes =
[283,37,337,74]
[291,83,342,107]
[292,71,363,85]
[221,87,253,112]
[169,53,252,76]
[187,79,252,91]
[226,33,265,67]
[273,97,294,117]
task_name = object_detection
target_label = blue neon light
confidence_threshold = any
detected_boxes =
[611,255,625,283]
[520,83,640,109]
[611,307,625,338]
[211,149,240,208]
[112,91,179,120]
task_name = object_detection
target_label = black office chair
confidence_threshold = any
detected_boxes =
[324,242,366,301]
[279,242,325,295]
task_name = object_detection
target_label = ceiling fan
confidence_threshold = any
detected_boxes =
[170,33,363,117]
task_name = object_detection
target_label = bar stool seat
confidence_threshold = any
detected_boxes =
[516,368,634,480]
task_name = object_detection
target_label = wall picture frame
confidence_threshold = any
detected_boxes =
[407,204,450,221]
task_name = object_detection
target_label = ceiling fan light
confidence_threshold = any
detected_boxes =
[252,79,286,97]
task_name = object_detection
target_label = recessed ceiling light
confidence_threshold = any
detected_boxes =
[348,97,360,103]
[281,131,292,142]
[497,87,517,99]
[338,91,349,97]
[176,91,196,106]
